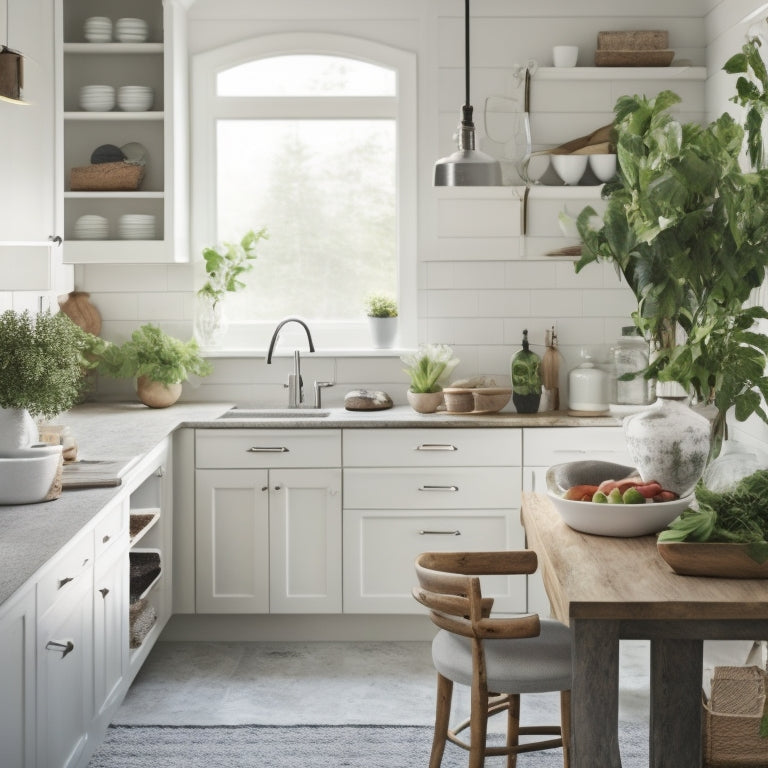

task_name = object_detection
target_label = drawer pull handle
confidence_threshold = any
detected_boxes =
[247,446,290,453]
[46,640,74,658]
[418,485,459,492]
[415,444,458,452]
[419,529,461,536]
[99,587,110,599]
[102,534,111,544]
[57,576,74,589]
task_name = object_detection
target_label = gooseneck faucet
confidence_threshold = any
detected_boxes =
[266,317,315,408]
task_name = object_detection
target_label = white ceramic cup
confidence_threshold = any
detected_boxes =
[553,45,579,68]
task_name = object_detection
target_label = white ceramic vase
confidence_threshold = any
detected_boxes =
[368,317,398,349]
[0,407,39,451]
[623,395,711,497]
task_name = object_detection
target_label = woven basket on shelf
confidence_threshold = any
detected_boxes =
[70,161,145,191]
[703,666,768,767]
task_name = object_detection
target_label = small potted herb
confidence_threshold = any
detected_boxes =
[195,227,268,346]
[401,343,459,413]
[97,324,213,408]
[365,293,398,349]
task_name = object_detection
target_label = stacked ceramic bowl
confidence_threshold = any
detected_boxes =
[118,214,156,240]
[117,85,154,112]
[115,17,149,43]
[84,16,112,43]
[79,85,115,111]
[74,215,109,240]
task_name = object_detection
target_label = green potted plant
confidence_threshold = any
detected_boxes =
[365,293,398,349]
[98,324,213,408]
[570,37,768,463]
[401,343,459,413]
[195,227,268,346]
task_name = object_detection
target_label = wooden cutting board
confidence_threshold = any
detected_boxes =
[62,460,125,488]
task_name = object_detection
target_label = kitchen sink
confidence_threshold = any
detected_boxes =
[218,408,331,419]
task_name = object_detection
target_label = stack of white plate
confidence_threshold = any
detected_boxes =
[118,214,156,240]
[79,85,115,111]
[84,16,112,43]
[74,215,109,240]
[115,17,149,43]
[117,85,153,112]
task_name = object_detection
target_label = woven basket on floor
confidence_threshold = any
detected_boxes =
[70,161,145,191]
[703,666,768,767]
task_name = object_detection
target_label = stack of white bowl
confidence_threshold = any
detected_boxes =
[79,84,115,111]
[115,17,149,43]
[74,215,109,240]
[117,85,154,112]
[118,214,156,240]
[84,16,112,43]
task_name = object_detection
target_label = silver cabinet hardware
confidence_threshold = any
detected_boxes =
[261,486,269,492]
[99,587,110,598]
[273,486,282,491]
[57,576,74,589]
[247,446,290,453]
[46,640,74,657]
[102,534,110,544]
[418,485,459,492]
[418,529,461,536]
[155,466,166,477]
[415,444,458,452]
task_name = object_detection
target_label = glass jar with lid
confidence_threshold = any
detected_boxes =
[613,326,649,405]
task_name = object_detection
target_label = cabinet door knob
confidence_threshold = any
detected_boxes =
[102,534,111,543]
[273,485,282,491]
[57,576,74,589]
[46,640,75,658]
[415,444,458,452]
[418,485,459,492]
[418,529,461,536]
[99,587,110,598]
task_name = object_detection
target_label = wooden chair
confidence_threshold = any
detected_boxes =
[413,551,572,768]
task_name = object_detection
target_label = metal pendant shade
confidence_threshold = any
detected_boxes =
[434,0,501,186]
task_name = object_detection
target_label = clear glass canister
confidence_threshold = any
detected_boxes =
[613,327,649,405]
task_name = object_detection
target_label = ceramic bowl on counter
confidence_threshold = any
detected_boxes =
[442,386,512,414]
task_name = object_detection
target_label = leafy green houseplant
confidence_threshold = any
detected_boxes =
[401,344,459,414]
[365,294,398,318]
[571,38,768,458]
[195,228,268,345]
[98,324,213,408]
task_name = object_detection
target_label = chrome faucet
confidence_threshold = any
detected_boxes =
[266,317,318,408]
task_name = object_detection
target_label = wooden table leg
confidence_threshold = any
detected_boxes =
[571,619,623,768]
[649,638,702,768]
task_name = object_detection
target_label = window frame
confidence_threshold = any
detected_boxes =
[191,32,417,352]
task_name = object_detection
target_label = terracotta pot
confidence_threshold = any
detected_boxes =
[137,377,182,408]
[406,389,443,414]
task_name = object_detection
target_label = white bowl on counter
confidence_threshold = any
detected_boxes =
[0,445,63,506]
[550,154,588,185]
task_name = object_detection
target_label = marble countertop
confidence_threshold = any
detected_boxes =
[0,401,621,608]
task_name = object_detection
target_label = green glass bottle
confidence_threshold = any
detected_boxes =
[511,329,542,413]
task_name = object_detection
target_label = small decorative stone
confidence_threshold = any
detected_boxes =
[90,144,126,164]
[345,389,393,411]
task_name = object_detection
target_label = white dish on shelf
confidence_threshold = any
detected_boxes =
[550,154,588,185]
[589,153,617,182]
[118,214,156,239]
[116,18,149,43]
[79,85,115,111]
[74,215,109,240]
[84,16,112,42]
[117,85,153,111]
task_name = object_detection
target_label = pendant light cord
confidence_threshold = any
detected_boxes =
[464,0,470,108]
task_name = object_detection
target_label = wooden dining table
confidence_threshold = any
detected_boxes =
[520,492,768,768]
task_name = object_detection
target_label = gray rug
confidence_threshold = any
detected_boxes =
[87,723,649,767]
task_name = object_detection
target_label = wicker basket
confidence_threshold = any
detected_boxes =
[70,161,145,191]
[703,666,768,767]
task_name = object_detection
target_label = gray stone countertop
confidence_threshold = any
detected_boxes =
[0,401,620,609]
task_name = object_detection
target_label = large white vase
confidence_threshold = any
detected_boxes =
[623,395,711,497]
[0,407,39,451]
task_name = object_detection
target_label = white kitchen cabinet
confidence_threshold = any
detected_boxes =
[342,428,525,614]
[0,585,36,768]
[195,430,342,614]
[55,0,189,263]
[36,532,94,768]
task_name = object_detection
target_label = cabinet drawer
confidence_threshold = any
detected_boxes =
[342,508,526,613]
[344,467,521,509]
[94,499,128,559]
[196,429,341,469]
[523,426,630,466]
[37,532,94,618]
[343,428,522,467]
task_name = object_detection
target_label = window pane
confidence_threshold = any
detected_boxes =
[217,55,397,96]
[217,119,396,322]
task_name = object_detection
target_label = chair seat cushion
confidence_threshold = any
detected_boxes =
[432,618,572,694]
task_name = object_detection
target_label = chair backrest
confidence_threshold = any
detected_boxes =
[413,551,541,640]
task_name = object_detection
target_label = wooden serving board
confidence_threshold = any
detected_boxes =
[657,542,768,578]
[62,460,125,488]
[595,50,675,67]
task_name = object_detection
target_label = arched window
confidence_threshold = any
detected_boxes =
[192,34,416,350]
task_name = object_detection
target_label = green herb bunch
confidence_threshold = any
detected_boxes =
[365,294,398,318]
[0,310,94,418]
[98,324,213,386]
[570,39,768,456]
[198,228,268,308]
[401,344,459,393]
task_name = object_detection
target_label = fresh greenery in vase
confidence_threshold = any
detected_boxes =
[401,344,459,393]
[0,309,95,418]
[570,38,768,457]
[365,294,398,318]
[197,228,268,308]
[97,324,213,386]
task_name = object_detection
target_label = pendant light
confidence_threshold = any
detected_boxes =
[434,0,501,186]
[0,0,26,105]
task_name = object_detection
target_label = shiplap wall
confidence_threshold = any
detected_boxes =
[6,0,764,412]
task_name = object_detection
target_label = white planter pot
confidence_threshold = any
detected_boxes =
[368,317,398,349]
[0,444,63,505]
[0,407,39,451]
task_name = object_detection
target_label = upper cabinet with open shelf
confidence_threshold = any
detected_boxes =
[55,0,189,264]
